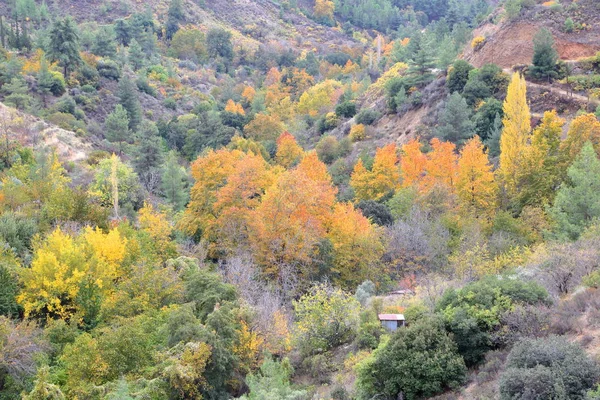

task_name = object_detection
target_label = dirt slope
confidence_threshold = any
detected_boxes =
[465,0,600,69]
[0,102,91,163]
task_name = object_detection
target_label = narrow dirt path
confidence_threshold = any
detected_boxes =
[526,80,600,106]
[503,65,600,107]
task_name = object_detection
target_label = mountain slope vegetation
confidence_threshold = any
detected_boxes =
[0,0,600,399]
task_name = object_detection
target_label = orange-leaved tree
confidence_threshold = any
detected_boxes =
[423,138,458,193]
[248,152,337,282]
[326,202,384,288]
[400,138,427,190]
[275,132,305,168]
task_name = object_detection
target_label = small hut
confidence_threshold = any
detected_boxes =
[378,314,406,332]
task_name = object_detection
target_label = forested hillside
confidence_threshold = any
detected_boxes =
[1,0,600,399]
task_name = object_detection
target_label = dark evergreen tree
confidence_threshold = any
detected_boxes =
[92,26,117,58]
[114,19,131,46]
[168,0,185,21]
[104,104,131,154]
[446,59,473,93]
[128,39,145,71]
[161,150,188,210]
[133,120,163,175]
[36,57,53,106]
[406,33,436,87]
[474,98,503,140]
[530,28,558,82]
[47,17,82,77]
[117,72,142,132]
[206,28,234,61]
[485,112,502,157]
[435,92,475,145]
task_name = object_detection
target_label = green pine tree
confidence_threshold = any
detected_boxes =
[2,77,30,110]
[530,28,558,82]
[549,142,600,240]
[435,92,475,145]
[161,150,188,210]
[133,120,164,186]
[117,72,142,132]
[36,58,51,97]
[92,25,116,58]
[406,33,436,87]
[484,112,502,158]
[47,17,82,77]
[128,39,145,70]
[104,104,131,154]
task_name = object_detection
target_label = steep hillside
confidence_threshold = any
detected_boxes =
[466,0,600,68]
[39,0,362,55]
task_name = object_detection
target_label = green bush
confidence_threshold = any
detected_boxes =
[335,101,357,118]
[293,283,360,357]
[97,59,121,80]
[564,17,575,33]
[355,109,381,125]
[240,357,307,400]
[437,276,549,366]
[356,317,467,400]
[500,336,599,400]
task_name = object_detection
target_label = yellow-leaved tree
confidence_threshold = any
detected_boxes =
[314,0,335,22]
[560,113,600,165]
[518,110,564,208]
[498,73,531,199]
[138,202,176,259]
[350,143,399,201]
[456,136,498,217]
[18,227,128,321]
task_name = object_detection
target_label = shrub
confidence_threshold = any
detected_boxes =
[564,17,575,33]
[356,310,384,349]
[317,112,339,133]
[293,283,360,357]
[438,276,550,366]
[55,96,76,115]
[500,336,599,400]
[164,98,177,110]
[349,124,366,142]
[136,76,157,97]
[315,135,341,164]
[355,109,380,125]
[48,71,66,96]
[241,357,307,400]
[335,101,357,118]
[355,280,376,306]
[357,200,393,226]
[96,59,121,80]
[471,36,485,51]
[356,317,467,400]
